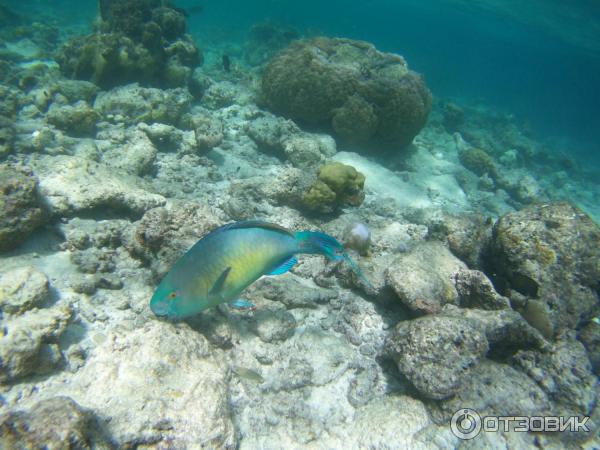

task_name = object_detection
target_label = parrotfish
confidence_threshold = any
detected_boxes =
[150,220,370,320]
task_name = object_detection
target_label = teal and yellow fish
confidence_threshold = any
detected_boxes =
[150,220,369,320]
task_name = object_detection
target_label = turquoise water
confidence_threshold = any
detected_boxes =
[181,0,600,159]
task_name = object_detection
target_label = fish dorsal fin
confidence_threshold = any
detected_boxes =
[269,256,298,275]
[209,266,231,297]
[206,220,294,239]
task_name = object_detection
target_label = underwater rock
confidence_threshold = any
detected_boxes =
[442,304,548,355]
[32,155,165,219]
[0,266,49,315]
[250,309,297,343]
[223,177,269,220]
[0,396,110,449]
[58,0,201,89]
[385,314,489,400]
[93,83,192,127]
[0,164,47,251]
[246,112,336,168]
[385,241,466,314]
[328,291,391,351]
[262,166,313,211]
[61,217,129,252]
[201,80,251,110]
[246,112,301,154]
[283,134,336,169]
[452,103,541,164]
[240,390,432,448]
[433,359,551,426]
[262,37,431,150]
[512,173,543,204]
[15,124,63,156]
[137,122,184,151]
[272,356,314,392]
[514,336,598,420]
[0,115,16,158]
[442,212,494,269]
[128,201,222,277]
[50,79,99,104]
[192,112,224,153]
[254,276,338,309]
[489,202,600,337]
[302,162,365,213]
[70,247,116,274]
[458,146,498,179]
[46,100,99,136]
[579,323,600,375]
[67,320,235,448]
[453,268,511,310]
[165,44,201,88]
[99,127,158,176]
[57,33,161,88]
[0,305,71,383]
[346,362,379,407]
[342,396,431,448]
[0,85,18,157]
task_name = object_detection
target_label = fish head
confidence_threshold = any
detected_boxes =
[150,282,184,320]
[150,278,208,320]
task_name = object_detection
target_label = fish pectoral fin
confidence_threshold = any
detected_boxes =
[268,256,298,276]
[228,299,256,310]
[209,266,231,297]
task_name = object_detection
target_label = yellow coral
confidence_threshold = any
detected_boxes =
[302,162,366,213]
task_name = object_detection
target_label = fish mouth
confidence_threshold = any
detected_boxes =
[150,300,170,317]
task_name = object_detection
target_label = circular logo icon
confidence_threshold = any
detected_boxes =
[450,408,482,440]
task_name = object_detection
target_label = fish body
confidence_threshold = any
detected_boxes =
[232,366,264,383]
[222,54,231,72]
[150,221,358,320]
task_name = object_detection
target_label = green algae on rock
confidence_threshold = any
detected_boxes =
[302,161,366,213]
[262,37,432,150]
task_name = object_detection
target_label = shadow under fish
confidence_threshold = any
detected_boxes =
[150,220,372,321]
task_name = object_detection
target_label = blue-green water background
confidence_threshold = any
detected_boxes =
[7,0,600,162]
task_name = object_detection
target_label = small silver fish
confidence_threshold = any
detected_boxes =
[232,366,264,383]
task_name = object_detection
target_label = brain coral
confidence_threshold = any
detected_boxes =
[261,37,432,150]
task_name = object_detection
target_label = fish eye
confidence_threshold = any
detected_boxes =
[168,291,178,300]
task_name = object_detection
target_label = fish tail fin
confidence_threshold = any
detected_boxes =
[342,252,375,290]
[295,231,345,261]
[295,231,374,289]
